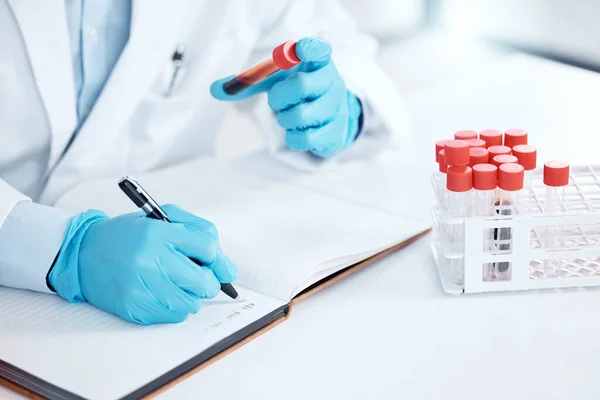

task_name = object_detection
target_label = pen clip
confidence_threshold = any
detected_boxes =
[164,46,186,96]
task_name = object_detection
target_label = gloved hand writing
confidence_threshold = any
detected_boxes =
[210,37,362,158]
[48,205,237,325]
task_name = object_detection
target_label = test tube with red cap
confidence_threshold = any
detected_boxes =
[446,165,473,283]
[454,130,478,141]
[494,163,525,280]
[543,161,570,271]
[444,140,470,215]
[512,145,537,190]
[468,138,487,149]
[479,129,503,148]
[504,129,528,149]
[222,41,300,95]
[488,145,512,160]
[472,164,498,217]
[491,154,518,168]
[469,147,489,168]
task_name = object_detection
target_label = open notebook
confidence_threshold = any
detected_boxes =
[0,156,430,400]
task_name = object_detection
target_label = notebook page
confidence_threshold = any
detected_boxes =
[0,286,285,400]
[55,158,430,302]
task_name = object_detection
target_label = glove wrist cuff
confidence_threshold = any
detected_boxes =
[49,210,109,303]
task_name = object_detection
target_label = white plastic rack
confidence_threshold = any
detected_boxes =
[431,164,600,294]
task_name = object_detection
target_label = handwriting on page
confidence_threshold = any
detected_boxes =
[204,298,255,332]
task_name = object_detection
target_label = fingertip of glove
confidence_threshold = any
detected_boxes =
[209,76,234,101]
[296,37,332,63]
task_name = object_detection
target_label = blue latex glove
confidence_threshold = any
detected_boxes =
[48,205,237,325]
[210,37,362,158]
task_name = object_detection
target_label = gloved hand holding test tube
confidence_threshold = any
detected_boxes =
[211,37,363,158]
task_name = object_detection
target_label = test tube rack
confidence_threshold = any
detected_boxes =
[431,164,600,294]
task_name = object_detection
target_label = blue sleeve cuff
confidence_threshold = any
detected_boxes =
[0,201,72,293]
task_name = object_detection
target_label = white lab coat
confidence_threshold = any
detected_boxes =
[0,0,407,227]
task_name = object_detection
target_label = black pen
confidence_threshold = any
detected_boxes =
[118,176,239,300]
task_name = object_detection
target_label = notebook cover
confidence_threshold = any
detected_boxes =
[1,228,430,400]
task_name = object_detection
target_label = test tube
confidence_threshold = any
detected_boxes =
[469,147,489,168]
[491,154,518,168]
[468,138,487,148]
[222,41,300,95]
[542,161,570,277]
[504,128,528,149]
[454,130,478,141]
[494,163,524,280]
[473,164,499,281]
[512,145,537,190]
[479,129,503,148]
[446,166,473,284]
[472,164,498,217]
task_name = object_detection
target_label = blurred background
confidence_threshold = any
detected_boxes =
[218,0,599,160]
[340,0,598,91]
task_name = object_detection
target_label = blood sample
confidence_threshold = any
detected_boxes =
[494,163,524,281]
[469,147,489,168]
[454,130,478,141]
[488,145,512,159]
[491,154,518,168]
[512,145,537,190]
[468,138,487,148]
[479,129,503,148]
[542,161,570,277]
[223,41,300,95]
[504,129,528,149]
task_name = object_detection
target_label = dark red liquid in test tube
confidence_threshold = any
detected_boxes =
[223,40,301,95]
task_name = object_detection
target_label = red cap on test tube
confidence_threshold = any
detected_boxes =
[488,145,512,159]
[438,150,448,173]
[444,140,470,166]
[512,145,537,171]
[479,129,503,148]
[473,164,498,190]
[435,140,452,162]
[498,163,524,191]
[447,166,473,192]
[491,154,518,168]
[468,138,487,148]
[272,41,301,70]
[543,161,570,187]
[504,129,528,148]
[454,130,478,141]
[469,147,489,167]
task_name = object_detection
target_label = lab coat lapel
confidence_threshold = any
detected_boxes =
[7,0,77,169]
[64,0,192,165]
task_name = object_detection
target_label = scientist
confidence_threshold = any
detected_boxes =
[0,0,404,324]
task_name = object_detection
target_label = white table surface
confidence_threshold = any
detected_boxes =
[158,50,600,399]
[5,34,600,400]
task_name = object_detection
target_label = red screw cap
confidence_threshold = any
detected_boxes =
[438,150,447,173]
[504,128,528,148]
[435,140,453,162]
[469,147,489,167]
[447,166,473,192]
[512,145,537,171]
[488,145,512,159]
[454,130,478,141]
[272,41,301,70]
[498,163,524,191]
[543,160,570,187]
[473,164,498,190]
[492,154,518,168]
[468,138,486,148]
[444,140,470,166]
[479,129,503,148]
